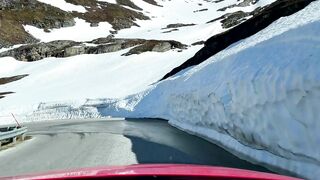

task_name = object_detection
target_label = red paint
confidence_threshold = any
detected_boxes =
[5,164,301,180]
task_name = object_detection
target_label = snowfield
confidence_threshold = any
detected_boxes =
[1,0,278,115]
[0,45,202,118]
[114,0,277,45]
[24,18,113,42]
[0,0,319,179]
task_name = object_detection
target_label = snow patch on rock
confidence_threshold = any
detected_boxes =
[36,0,87,13]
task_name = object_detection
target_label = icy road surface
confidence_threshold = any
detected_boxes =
[0,118,271,177]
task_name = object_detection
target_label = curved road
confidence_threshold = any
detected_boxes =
[0,118,271,177]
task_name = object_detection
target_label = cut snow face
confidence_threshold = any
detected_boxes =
[91,1,320,179]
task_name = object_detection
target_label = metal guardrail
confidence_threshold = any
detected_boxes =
[0,126,28,142]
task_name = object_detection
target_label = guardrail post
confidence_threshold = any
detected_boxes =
[0,126,28,146]
[21,133,26,141]
[12,137,17,144]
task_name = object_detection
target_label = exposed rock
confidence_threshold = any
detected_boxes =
[0,41,81,61]
[222,11,250,28]
[152,42,172,52]
[123,40,187,56]
[207,11,250,29]
[142,0,163,7]
[64,46,86,57]
[89,35,115,44]
[0,74,27,99]
[116,0,142,11]
[0,0,18,9]
[0,92,14,99]
[218,0,260,11]
[0,38,186,61]
[162,23,196,29]
[191,41,205,46]
[0,74,28,85]
[162,29,179,33]
[86,44,122,54]
[193,8,208,13]
[0,0,75,47]
[0,0,152,47]
[90,22,99,27]
[68,0,149,30]
[161,0,315,80]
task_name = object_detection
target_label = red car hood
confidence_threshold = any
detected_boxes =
[3,164,301,180]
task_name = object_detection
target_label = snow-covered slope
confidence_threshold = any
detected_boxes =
[0,0,319,179]
[0,0,277,115]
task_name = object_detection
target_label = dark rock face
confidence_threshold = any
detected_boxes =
[142,0,162,7]
[123,40,187,56]
[0,38,186,61]
[0,74,28,85]
[160,0,315,81]
[0,91,14,99]
[68,0,149,31]
[207,11,250,29]
[0,74,28,99]
[116,0,142,11]
[0,41,81,61]
[162,23,196,29]
[218,0,260,11]
[0,0,153,48]
[220,11,249,28]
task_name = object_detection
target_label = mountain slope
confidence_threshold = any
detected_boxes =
[0,1,319,179]
[161,0,315,80]
[0,0,278,107]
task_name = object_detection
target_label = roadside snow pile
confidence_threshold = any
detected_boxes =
[96,1,320,179]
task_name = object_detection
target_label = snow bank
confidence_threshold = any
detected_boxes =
[95,1,320,179]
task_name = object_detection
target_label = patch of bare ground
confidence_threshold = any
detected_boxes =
[0,0,75,48]
[0,74,29,85]
[0,74,28,99]
[66,0,149,30]
[142,0,163,7]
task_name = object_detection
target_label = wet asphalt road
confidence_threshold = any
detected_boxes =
[0,118,271,177]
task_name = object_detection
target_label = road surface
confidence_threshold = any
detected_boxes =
[0,118,271,177]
